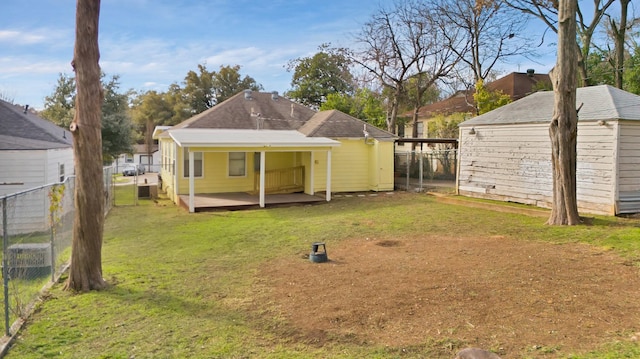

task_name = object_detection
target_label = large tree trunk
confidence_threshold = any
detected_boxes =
[65,0,107,291]
[547,0,581,226]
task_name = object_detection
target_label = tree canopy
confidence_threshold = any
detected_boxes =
[41,73,133,163]
[286,44,354,109]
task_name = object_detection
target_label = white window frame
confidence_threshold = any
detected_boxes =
[59,163,65,182]
[183,150,203,178]
[228,152,246,177]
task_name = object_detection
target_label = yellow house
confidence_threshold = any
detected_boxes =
[153,90,396,212]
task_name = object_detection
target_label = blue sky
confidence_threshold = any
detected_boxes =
[1,0,555,110]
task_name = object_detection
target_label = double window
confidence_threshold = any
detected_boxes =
[183,151,203,178]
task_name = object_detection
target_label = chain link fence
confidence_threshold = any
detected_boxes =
[0,167,114,337]
[394,150,457,193]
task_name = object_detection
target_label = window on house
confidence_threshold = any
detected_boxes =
[417,122,424,138]
[228,152,246,177]
[59,163,65,182]
[397,124,405,138]
[125,154,134,163]
[183,151,203,177]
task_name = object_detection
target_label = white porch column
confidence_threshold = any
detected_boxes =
[188,149,195,213]
[309,151,315,195]
[326,150,332,202]
[173,143,178,201]
[259,150,266,208]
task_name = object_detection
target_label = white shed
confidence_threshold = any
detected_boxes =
[457,85,640,216]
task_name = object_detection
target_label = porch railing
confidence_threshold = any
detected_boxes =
[253,166,305,194]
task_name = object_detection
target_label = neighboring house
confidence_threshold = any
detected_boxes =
[457,85,640,216]
[0,100,73,196]
[0,100,74,233]
[112,143,161,173]
[154,90,396,212]
[397,71,551,150]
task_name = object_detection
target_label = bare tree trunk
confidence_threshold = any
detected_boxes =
[547,0,581,226]
[65,0,107,291]
[611,0,629,89]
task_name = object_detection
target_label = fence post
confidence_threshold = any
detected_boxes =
[49,190,56,283]
[418,151,423,191]
[2,197,9,336]
[405,152,410,191]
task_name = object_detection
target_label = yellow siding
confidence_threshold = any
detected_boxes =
[372,140,395,191]
[159,138,394,204]
[174,149,309,195]
[313,139,394,193]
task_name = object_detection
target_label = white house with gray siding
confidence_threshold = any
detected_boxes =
[457,85,640,216]
[0,100,74,234]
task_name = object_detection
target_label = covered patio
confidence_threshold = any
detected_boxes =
[178,192,326,212]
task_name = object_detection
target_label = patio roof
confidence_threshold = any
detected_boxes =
[168,128,341,148]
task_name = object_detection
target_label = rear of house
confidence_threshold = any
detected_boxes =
[154,91,396,211]
[457,85,640,216]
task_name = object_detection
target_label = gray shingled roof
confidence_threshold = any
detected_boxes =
[0,100,73,150]
[460,85,640,127]
[299,110,396,141]
[172,91,314,131]
[169,91,396,140]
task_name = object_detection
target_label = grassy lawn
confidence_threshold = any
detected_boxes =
[5,193,640,358]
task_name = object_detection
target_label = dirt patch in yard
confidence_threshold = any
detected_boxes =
[255,235,640,358]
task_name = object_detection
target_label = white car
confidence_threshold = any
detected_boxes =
[122,164,145,176]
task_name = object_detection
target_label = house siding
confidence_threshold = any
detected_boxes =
[458,122,616,215]
[311,139,394,193]
[616,121,640,213]
[0,147,74,234]
[331,140,370,192]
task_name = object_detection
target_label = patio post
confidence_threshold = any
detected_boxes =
[188,149,194,213]
[326,150,332,202]
[309,152,315,195]
[259,150,266,207]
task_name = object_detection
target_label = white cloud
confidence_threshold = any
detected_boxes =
[0,30,46,44]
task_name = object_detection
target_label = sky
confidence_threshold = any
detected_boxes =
[0,0,557,110]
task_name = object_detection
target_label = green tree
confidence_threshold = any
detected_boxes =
[473,79,512,115]
[286,44,354,109]
[41,73,133,163]
[428,112,466,138]
[182,64,215,115]
[130,89,183,163]
[212,65,262,104]
[320,88,387,129]
[624,44,640,95]
[41,73,76,128]
[101,75,133,163]
[181,63,263,114]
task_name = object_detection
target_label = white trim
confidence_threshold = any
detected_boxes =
[189,150,195,213]
[169,129,340,148]
[310,152,315,195]
[259,150,266,208]
[326,150,332,202]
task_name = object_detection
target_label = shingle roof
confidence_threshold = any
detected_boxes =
[171,91,314,131]
[298,110,396,141]
[0,100,72,150]
[412,72,551,119]
[170,91,396,140]
[460,85,640,127]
